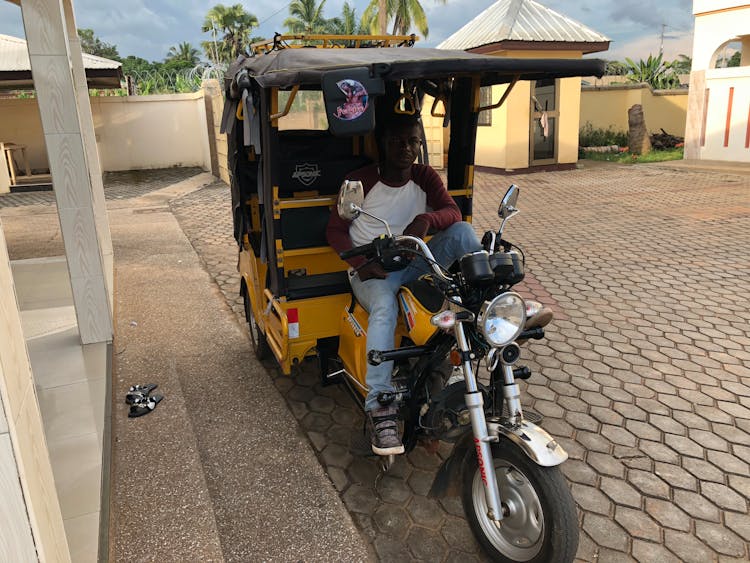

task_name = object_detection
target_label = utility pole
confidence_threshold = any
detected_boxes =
[379,0,387,34]
[659,23,667,57]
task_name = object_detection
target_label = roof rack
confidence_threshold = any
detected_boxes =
[250,33,418,55]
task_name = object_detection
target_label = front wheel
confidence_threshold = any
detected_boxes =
[462,438,579,563]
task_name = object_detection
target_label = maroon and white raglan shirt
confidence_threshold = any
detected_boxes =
[327,163,461,269]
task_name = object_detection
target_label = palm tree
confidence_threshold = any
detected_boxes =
[283,0,329,34]
[201,3,259,63]
[670,54,692,74]
[326,2,362,35]
[166,42,200,65]
[362,0,445,38]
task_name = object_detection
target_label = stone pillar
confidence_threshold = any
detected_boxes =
[21,0,113,344]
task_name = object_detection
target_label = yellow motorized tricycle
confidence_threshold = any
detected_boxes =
[222,34,603,562]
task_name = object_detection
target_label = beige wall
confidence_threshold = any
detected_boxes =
[580,85,689,138]
[90,93,211,172]
[0,92,212,177]
[0,222,70,562]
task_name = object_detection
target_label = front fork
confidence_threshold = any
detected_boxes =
[454,324,506,522]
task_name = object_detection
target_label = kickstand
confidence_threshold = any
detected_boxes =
[373,454,396,498]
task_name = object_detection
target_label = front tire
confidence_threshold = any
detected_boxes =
[462,437,578,562]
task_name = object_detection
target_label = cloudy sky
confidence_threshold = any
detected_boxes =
[0,0,695,63]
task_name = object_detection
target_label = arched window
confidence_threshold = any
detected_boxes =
[710,38,745,69]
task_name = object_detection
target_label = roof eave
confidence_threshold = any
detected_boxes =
[0,68,123,90]
[468,40,610,55]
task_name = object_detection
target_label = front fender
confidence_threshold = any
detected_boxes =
[487,420,568,467]
[428,420,568,498]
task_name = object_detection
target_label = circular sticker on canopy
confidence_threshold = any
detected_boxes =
[334,79,369,121]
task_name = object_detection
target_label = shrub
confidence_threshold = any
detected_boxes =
[579,123,629,147]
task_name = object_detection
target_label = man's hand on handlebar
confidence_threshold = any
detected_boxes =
[357,261,388,281]
[403,217,429,239]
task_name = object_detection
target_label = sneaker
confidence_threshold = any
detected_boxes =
[367,406,405,456]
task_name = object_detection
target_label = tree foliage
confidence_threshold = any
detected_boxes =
[78,28,120,60]
[283,0,329,34]
[327,2,364,35]
[166,42,200,66]
[624,53,681,89]
[362,0,445,37]
[201,3,258,63]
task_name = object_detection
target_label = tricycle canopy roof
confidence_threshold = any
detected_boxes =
[227,46,605,91]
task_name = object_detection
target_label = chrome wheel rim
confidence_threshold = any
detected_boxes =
[472,458,544,561]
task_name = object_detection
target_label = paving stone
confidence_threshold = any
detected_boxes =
[728,474,750,500]
[321,443,354,468]
[406,496,444,530]
[682,456,726,484]
[373,535,410,561]
[706,450,750,476]
[600,476,642,508]
[645,498,691,532]
[725,512,750,543]
[614,506,661,542]
[626,469,670,499]
[601,424,637,447]
[343,483,380,515]
[575,430,612,453]
[664,530,717,563]
[561,459,598,486]
[407,469,434,497]
[695,521,746,557]
[625,420,662,441]
[441,517,482,554]
[571,483,612,515]
[326,466,350,493]
[587,452,626,478]
[373,505,411,539]
[700,482,747,512]
[638,440,679,464]
[407,526,449,561]
[654,462,697,491]
[632,539,681,563]
[376,475,412,506]
[673,490,721,522]
[582,513,629,551]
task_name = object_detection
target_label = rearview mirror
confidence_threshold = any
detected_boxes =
[498,184,519,219]
[337,180,364,220]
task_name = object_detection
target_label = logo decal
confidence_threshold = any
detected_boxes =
[334,79,368,121]
[399,293,416,331]
[474,438,488,486]
[292,163,321,186]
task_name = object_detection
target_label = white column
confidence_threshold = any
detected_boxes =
[62,0,114,309]
[20,0,112,344]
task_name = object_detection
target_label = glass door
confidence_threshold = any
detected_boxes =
[530,79,559,164]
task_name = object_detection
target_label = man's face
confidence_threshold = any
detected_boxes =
[383,123,422,171]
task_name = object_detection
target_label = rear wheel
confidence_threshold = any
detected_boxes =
[462,438,578,562]
[243,289,271,361]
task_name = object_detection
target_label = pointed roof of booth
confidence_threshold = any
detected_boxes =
[437,0,610,54]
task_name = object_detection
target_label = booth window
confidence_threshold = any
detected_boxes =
[478,86,492,126]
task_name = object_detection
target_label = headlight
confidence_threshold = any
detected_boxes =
[477,292,526,347]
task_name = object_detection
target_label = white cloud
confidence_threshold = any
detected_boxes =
[606,29,694,62]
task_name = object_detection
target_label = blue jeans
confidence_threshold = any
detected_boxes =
[349,222,482,411]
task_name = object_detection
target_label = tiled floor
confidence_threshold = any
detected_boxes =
[12,256,108,563]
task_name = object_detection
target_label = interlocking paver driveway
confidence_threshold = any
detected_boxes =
[172,161,750,562]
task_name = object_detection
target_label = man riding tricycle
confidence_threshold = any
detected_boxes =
[222,34,604,562]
